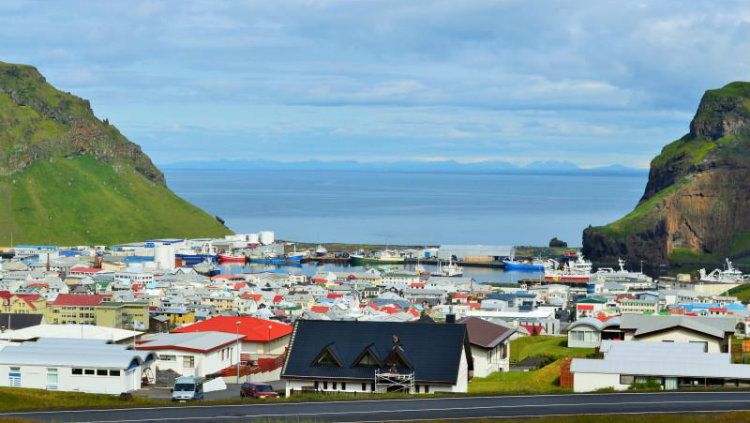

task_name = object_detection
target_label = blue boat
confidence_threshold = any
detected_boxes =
[248,257,286,265]
[503,259,545,271]
[177,254,217,265]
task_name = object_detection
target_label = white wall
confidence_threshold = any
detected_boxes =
[625,328,721,353]
[0,364,141,394]
[241,337,289,358]
[153,347,235,377]
[573,372,628,393]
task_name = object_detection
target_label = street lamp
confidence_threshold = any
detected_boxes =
[235,320,242,384]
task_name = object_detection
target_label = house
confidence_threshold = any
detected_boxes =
[566,316,622,348]
[281,320,472,396]
[618,297,659,315]
[44,294,107,325]
[570,341,750,392]
[95,302,150,330]
[136,331,242,377]
[172,316,292,358]
[619,314,736,353]
[0,338,155,394]
[458,317,515,376]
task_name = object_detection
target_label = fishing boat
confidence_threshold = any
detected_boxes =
[176,253,216,265]
[193,260,220,276]
[350,250,404,265]
[432,257,463,277]
[248,253,286,265]
[503,257,545,271]
[544,256,593,282]
[699,259,747,283]
[217,253,246,264]
[593,258,652,286]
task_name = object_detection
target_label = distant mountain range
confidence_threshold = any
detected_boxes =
[160,159,647,175]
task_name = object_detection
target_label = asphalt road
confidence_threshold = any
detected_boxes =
[3,391,750,422]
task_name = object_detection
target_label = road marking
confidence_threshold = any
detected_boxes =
[56,399,750,423]
[1,391,747,417]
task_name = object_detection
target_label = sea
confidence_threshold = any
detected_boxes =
[165,168,648,284]
[164,168,647,247]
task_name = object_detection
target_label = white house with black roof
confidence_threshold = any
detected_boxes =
[281,320,472,396]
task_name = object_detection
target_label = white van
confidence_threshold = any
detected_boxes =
[171,376,204,402]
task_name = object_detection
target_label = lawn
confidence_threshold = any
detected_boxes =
[0,387,159,412]
[469,359,566,394]
[419,412,750,423]
[725,284,750,302]
[510,336,594,363]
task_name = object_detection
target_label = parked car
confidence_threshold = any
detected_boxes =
[240,382,279,399]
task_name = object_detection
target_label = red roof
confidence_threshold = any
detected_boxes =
[312,278,328,284]
[241,293,262,301]
[327,293,343,299]
[172,316,292,342]
[272,295,284,304]
[577,304,594,311]
[52,294,106,307]
[310,305,330,314]
[452,292,469,299]
[0,291,12,300]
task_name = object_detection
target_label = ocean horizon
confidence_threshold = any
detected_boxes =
[164,168,647,247]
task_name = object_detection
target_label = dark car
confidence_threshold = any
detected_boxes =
[240,382,279,399]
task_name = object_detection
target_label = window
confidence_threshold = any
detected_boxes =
[424,385,429,393]
[84,369,95,375]
[620,375,634,385]
[97,369,108,376]
[315,350,341,366]
[183,356,195,368]
[46,368,58,389]
[109,370,121,376]
[314,381,319,390]
[662,340,674,343]
[416,385,420,393]
[332,382,337,390]
[341,382,346,390]
[72,368,83,375]
[323,381,328,390]
[361,383,367,391]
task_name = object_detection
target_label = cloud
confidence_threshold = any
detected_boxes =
[1,0,749,166]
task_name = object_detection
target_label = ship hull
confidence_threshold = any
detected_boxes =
[350,255,404,266]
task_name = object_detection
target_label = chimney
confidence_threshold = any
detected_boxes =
[446,314,456,324]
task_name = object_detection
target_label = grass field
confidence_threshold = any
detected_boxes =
[468,359,566,394]
[419,412,750,423]
[510,336,594,363]
[0,387,158,412]
[0,155,231,245]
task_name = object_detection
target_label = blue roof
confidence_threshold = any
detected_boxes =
[15,245,57,250]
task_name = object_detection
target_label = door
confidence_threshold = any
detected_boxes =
[8,367,20,387]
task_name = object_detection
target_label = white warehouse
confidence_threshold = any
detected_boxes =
[0,338,156,394]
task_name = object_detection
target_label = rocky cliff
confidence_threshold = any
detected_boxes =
[0,61,232,244]
[582,82,750,265]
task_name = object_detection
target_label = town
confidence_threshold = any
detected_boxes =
[1,232,749,403]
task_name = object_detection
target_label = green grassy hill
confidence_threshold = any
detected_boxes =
[0,61,231,245]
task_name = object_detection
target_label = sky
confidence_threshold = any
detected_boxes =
[2,0,749,168]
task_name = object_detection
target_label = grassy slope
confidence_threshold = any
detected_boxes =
[469,359,565,394]
[510,336,594,363]
[0,155,231,245]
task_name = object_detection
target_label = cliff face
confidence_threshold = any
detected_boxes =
[0,62,164,184]
[0,61,232,244]
[583,82,750,265]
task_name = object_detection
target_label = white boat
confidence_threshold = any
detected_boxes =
[544,256,592,282]
[315,245,328,257]
[699,259,746,283]
[593,258,653,286]
[432,257,463,277]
